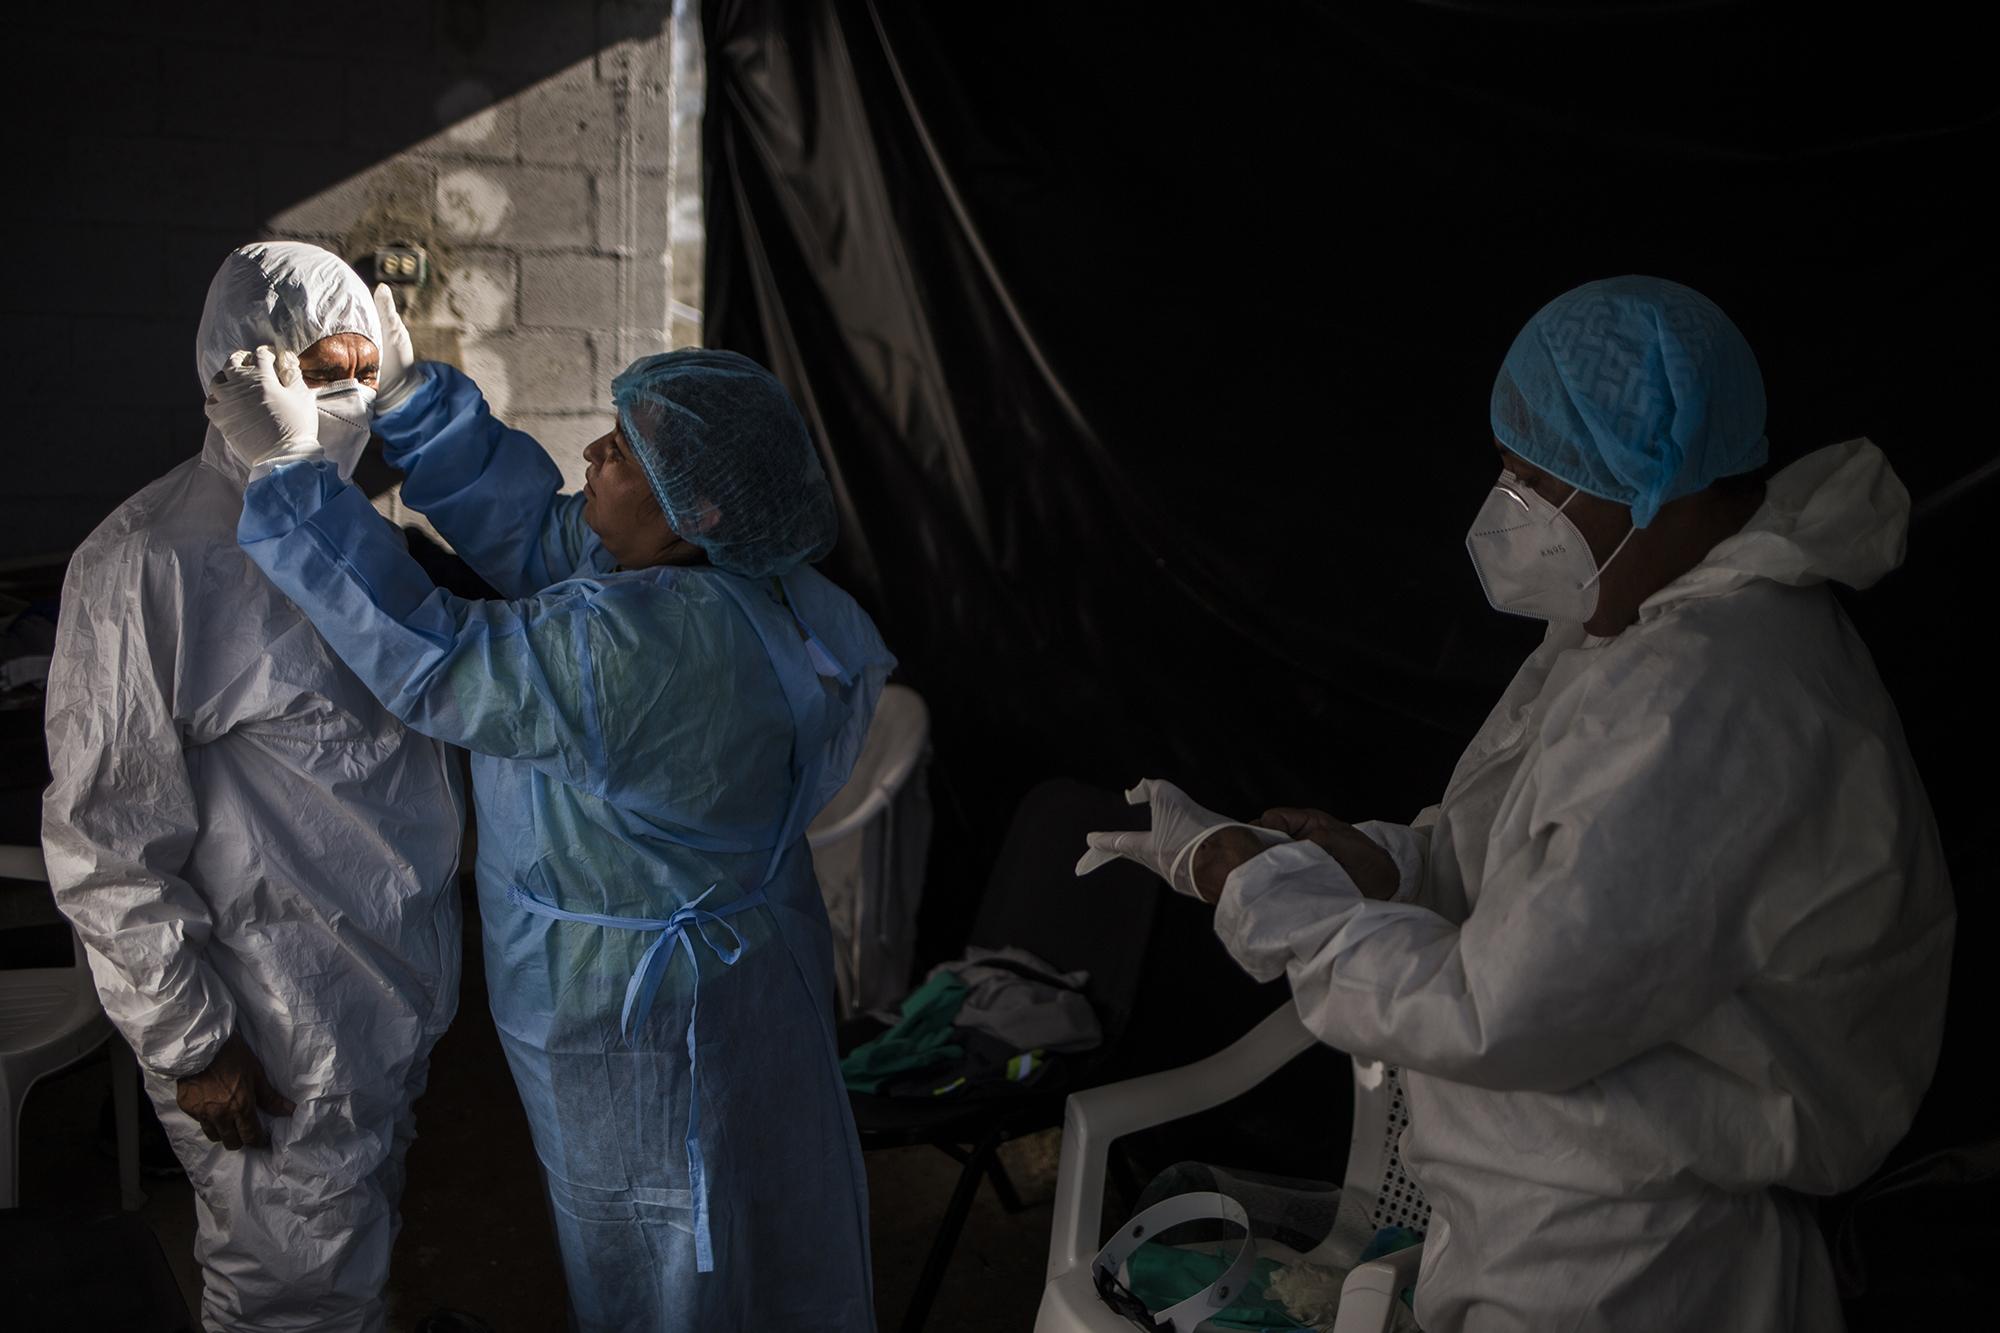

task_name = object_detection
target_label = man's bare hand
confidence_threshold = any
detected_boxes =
[1253,807,1402,901]
[175,1031,295,1150]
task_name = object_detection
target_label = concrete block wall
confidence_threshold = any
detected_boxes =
[4,1,706,562]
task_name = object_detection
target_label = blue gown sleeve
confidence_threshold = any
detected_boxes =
[372,361,615,597]
[238,459,665,798]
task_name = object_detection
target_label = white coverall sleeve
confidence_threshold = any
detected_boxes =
[40,549,237,1080]
[1354,813,1436,909]
[1216,673,1772,1094]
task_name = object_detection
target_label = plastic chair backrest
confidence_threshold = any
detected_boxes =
[807,683,931,844]
[967,778,1160,1043]
[0,844,50,885]
[0,844,84,971]
[807,685,935,1018]
[1341,1058,1431,1238]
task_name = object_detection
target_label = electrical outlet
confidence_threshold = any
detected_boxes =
[373,244,429,287]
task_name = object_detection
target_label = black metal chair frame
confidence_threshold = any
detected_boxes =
[842,777,1159,1332]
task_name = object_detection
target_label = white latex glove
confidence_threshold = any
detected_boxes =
[1075,778,1287,898]
[371,282,419,415]
[204,346,322,473]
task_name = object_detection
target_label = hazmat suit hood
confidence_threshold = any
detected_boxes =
[195,242,380,485]
[1640,438,1908,622]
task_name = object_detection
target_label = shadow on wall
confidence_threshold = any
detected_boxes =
[6,0,700,563]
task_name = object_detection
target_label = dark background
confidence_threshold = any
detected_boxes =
[700,0,1998,1313]
[2,0,1993,1320]
[701,0,1992,926]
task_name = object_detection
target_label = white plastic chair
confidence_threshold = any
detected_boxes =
[807,682,933,1020]
[1,843,143,1211]
[1035,1004,1429,1333]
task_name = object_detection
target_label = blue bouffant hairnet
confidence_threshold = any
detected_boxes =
[611,349,838,578]
[1490,276,1768,528]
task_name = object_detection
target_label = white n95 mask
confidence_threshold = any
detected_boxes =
[1466,472,1634,622]
[313,379,377,481]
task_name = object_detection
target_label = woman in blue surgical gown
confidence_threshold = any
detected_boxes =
[211,323,893,1331]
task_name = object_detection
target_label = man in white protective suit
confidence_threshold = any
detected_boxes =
[1079,276,1954,1331]
[41,242,465,1332]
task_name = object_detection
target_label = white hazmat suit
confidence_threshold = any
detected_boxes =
[41,242,465,1332]
[1215,439,1954,1330]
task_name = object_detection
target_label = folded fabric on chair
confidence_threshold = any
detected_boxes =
[935,945,1102,1053]
[840,971,967,1093]
[875,1030,1056,1100]
[842,945,1105,1098]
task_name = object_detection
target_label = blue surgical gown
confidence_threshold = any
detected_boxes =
[237,362,893,1331]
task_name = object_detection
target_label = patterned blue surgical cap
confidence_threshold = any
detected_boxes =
[1491,275,1768,527]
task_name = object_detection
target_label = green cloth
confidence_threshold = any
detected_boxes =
[840,972,968,1093]
[1125,1244,1304,1331]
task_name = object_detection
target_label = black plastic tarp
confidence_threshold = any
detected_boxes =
[701,0,1993,933]
[701,1,1997,1306]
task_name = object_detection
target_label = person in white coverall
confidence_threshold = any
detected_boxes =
[40,242,465,1332]
[1079,276,1954,1331]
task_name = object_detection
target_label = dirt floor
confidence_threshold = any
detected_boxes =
[13,892,1056,1332]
